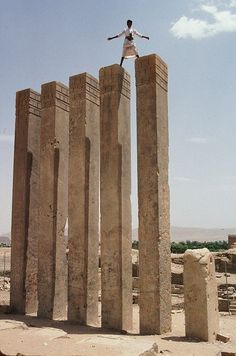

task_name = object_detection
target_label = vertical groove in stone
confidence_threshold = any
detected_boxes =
[10,89,41,314]
[136,54,171,334]
[68,73,100,325]
[100,64,132,331]
[37,81,69,319]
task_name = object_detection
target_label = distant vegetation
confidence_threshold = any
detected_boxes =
[170,240,228,253]
[0,243,10,248]
[132,240,228,253]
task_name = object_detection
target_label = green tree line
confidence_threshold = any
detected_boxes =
[132,240,228,253]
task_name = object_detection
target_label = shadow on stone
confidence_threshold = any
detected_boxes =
[0,313,130,336]
[161,336,201,343]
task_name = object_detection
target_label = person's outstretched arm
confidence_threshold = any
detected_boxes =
[107,35,118,40]
[107,29,125,40]
[133,29,150,40]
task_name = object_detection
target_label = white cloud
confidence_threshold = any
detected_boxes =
[186,137,208,143]
[0,134,14,143]
[229,0,236,8]
[170,1,236,39]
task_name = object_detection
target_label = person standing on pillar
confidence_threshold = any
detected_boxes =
[107,19,150,67]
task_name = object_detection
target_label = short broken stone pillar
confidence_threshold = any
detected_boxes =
[99,64,132,331]
[68,73,100,325]
[37,81,69,319]
[10,89,41,314]
[184,248,219,342]
[135,54,171,334]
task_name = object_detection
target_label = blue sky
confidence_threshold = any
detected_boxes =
[0,0,236,233]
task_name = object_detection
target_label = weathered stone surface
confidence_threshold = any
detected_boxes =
[135,54,171,334]
[37,81,69,319]
[100,64,132,331]
[68,73,100,325]
[184,248,219,342]
[216,333,230,343]
[228,235,236,249]
[10,89,41,314]
[139,342,159,356]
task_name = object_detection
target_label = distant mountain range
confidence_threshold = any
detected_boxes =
[1,226,236,244]
[0,232,11,245]
[132,226,236,242]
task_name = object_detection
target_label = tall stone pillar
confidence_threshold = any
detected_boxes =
[38,81,69,319]
[136,54,171,334]
[184,248,219,342]
[100,64,132,331]
[10,89,41,314]
[68,73,100,325]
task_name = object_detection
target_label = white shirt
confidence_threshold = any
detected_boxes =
[116,27,143,47]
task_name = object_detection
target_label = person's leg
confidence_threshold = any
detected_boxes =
[120,57,124,67]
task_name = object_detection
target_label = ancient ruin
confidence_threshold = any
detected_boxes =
[10,54,223,342]
[136,54,171,334]
[37,82,69,319]
[184,248,219,342]
[68,73,100,325]
[10,89,41,314]
[8,52,236,356]
[100,64,132,331]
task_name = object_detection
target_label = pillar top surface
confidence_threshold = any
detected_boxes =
[41,81,69,111]
[99,64,130,99]
[70,72,98,83]
[184,248,212,265]
[69,72,100,106]
[99,64,130,81]
[99,63,126,73]
[16,89,41,117]
[136,54,168,70]
[69,72,99,90]
[16,88,40,98]
[135,53,168,91]
[41,81,69,95]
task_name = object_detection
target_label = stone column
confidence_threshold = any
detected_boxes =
[38,82,69,319]
[68,73,100,325]
[136,54,171,334]
[100,64,132,331]
[228,235,236,249]
[10,89,41,314]
[184,248,219,342]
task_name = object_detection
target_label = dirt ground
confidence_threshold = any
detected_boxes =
[0,248,235,355]
[0,306,234,356]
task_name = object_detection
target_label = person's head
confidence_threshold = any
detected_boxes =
[127,19,132,28]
